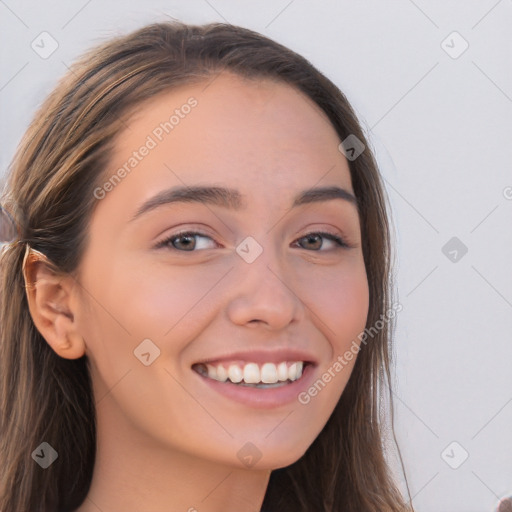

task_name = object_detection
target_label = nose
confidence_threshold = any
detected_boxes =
[225,242,304,330]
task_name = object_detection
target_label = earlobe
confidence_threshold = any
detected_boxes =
[22,245,86,360]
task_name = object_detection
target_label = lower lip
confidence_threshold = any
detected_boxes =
[193,363,316,409]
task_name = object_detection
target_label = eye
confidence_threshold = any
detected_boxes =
[293,231,349,251]
[155,229,350,252]
[155,230,218,252]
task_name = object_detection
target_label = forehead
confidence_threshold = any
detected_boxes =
[118,71,339,147]
[104,72,353,213]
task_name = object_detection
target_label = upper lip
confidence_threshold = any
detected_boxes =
[192,348,319,366]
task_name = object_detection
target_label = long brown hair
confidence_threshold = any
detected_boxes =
[0,21,412,512]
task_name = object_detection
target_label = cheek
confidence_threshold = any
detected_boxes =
[331,274,369,351]
[292,264,368,427]
[301,261,369,353]
[105,260,228,345]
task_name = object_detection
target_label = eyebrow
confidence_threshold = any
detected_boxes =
[130,184,358,222]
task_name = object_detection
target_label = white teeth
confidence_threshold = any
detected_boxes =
[286,362,304,380]
[228,364,243,383]
[261,363,278,384]
[216,364,228,382]
[200,361,306,385]
[296,362,303,379]
[206,364,228,382]
[289,362,298,380]
[277,362,288,381]
[207,365,218,380]
[243,363,260,384]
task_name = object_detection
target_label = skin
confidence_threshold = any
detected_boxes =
[25,72,369,512]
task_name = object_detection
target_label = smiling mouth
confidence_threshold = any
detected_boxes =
[192,361,311,388]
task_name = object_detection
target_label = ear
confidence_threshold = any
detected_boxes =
[22,247,86,360]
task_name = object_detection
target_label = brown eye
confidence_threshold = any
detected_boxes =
[295,232,347,251]
[171,233,196,251]
[156,231,217,251]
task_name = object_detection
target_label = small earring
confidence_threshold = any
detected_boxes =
[22,244,51,289]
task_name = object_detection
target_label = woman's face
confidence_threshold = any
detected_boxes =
[74,72,369,469]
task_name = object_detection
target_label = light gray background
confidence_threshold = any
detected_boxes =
[1,1,511,511]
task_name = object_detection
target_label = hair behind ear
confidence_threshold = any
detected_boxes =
[0,242,96,512]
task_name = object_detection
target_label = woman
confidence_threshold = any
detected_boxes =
[0,21,412,512]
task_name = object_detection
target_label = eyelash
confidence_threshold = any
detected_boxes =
[155,229,350,252]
